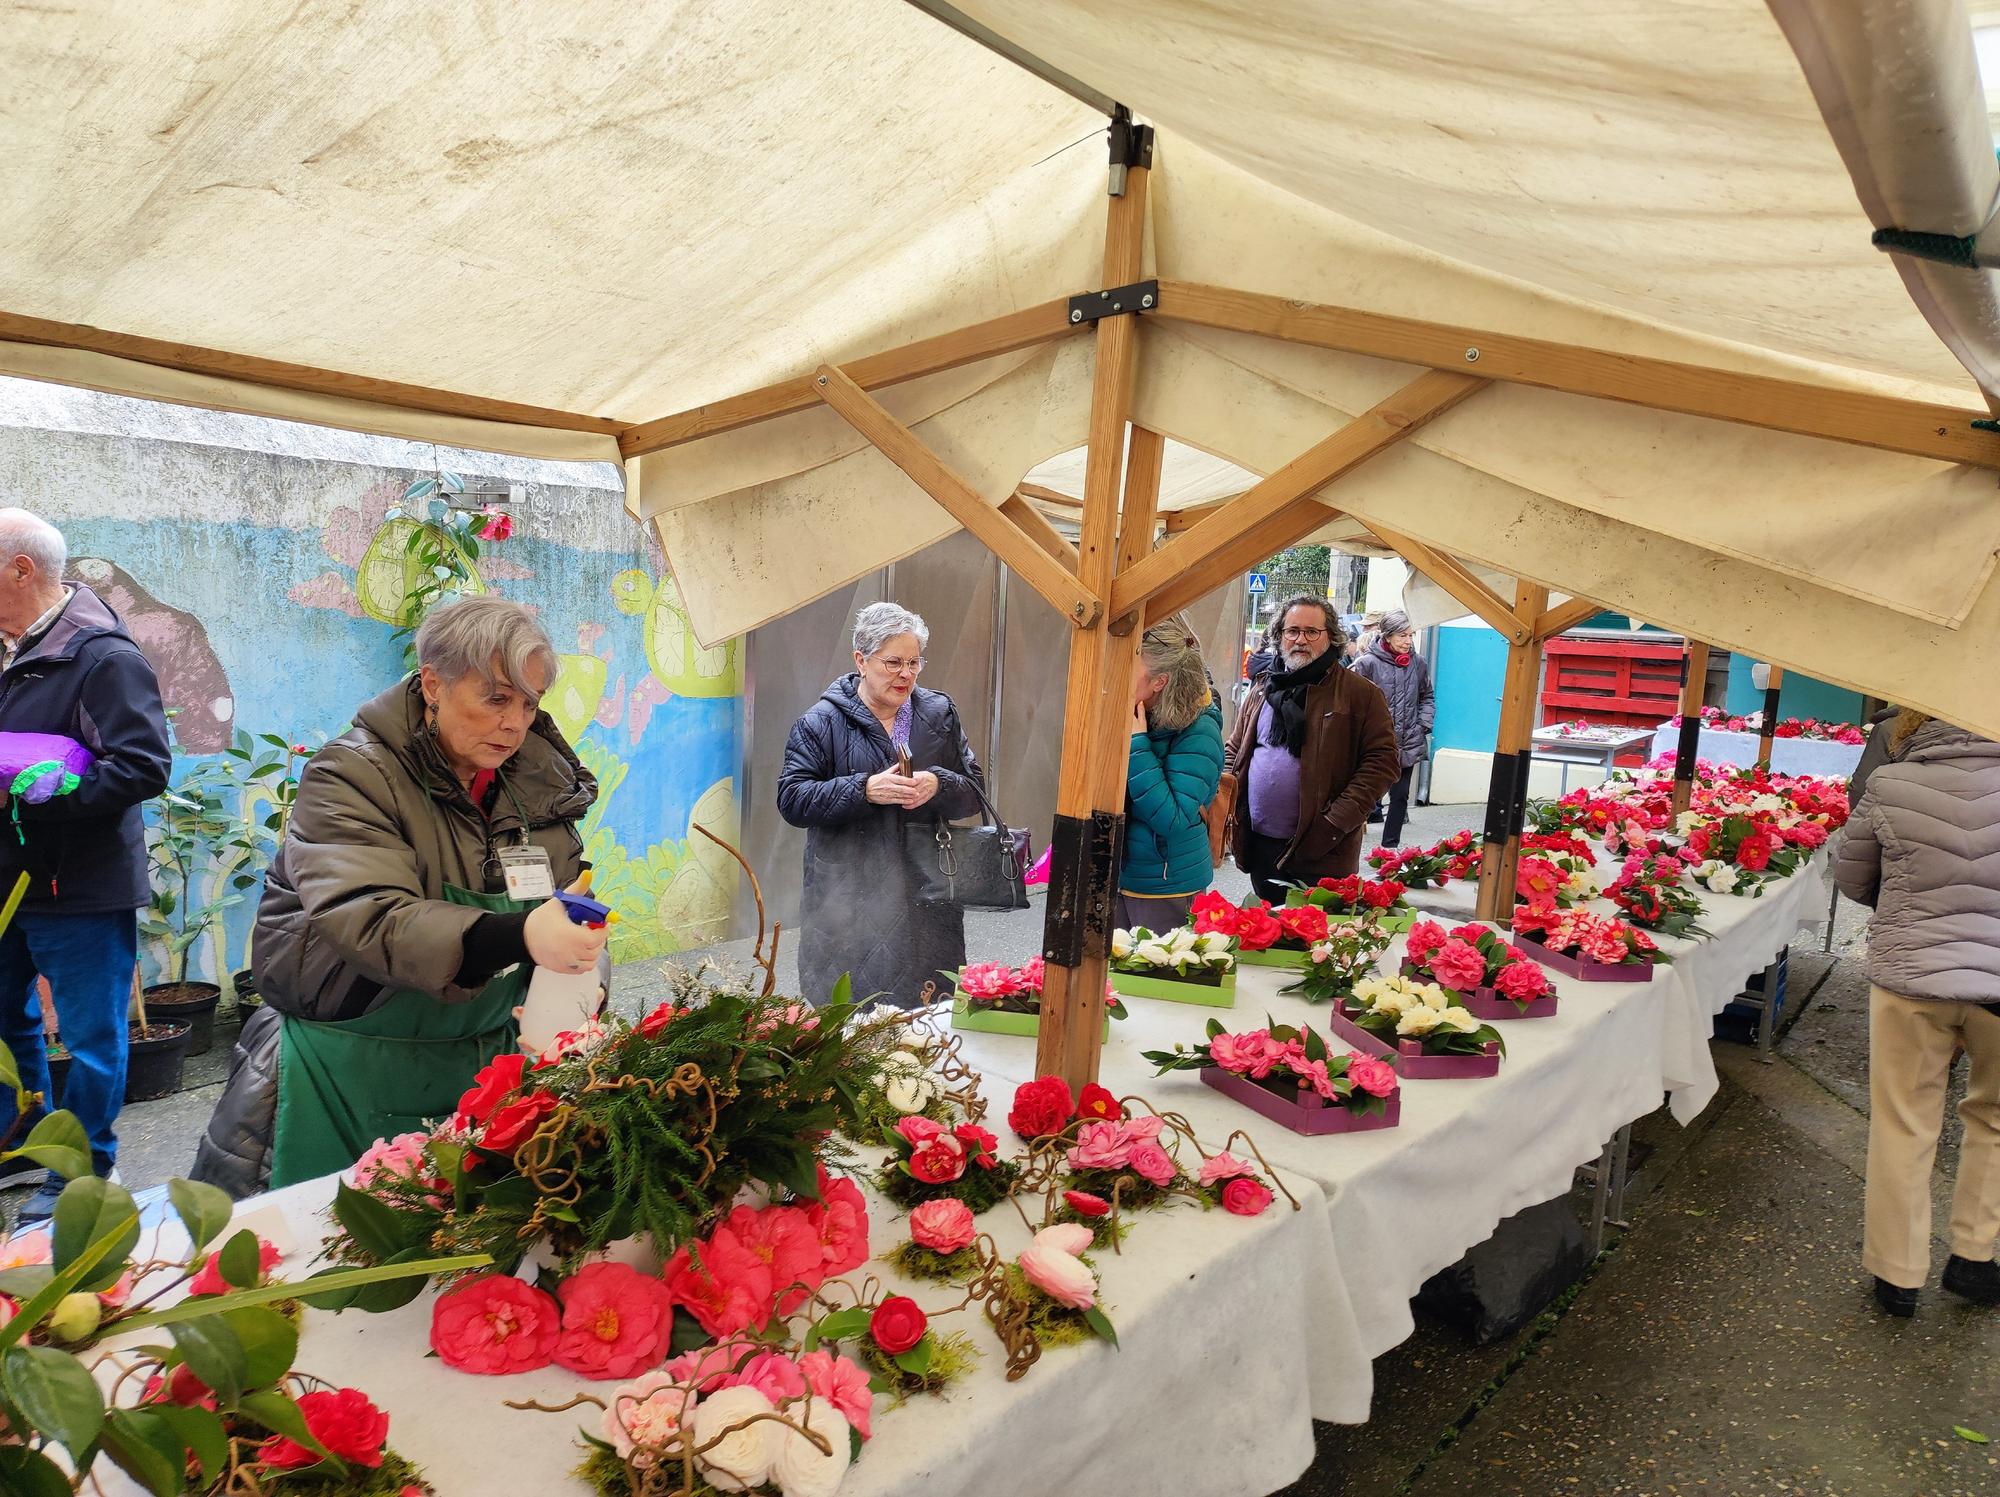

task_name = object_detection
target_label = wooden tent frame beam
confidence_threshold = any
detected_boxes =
[1360,521,1530,645]
[1534,595,1607,642]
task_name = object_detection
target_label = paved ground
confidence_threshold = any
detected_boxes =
[25,800,1999,1494]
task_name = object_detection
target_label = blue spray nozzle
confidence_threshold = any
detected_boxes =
[553,891,615,928]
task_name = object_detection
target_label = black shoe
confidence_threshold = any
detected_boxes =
[15,1175,64,1226]
[0,1155,46,1191]
[1942,1254,2000,1306]
[1873,1277,1919,1318]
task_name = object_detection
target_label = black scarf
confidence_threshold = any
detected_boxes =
[1263,646,1339,755]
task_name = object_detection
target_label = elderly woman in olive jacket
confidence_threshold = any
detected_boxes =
[192,599,599,1198]
[1834,712,2000,1315]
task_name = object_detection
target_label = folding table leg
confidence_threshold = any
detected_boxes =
[1823,884,1838,954]
[1756,955,1782,1063]
[1588,1124,1635,1253]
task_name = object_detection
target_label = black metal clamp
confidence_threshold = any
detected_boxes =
[1068,279,1160,327]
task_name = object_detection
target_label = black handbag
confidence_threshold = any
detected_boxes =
[915,779,1031,911]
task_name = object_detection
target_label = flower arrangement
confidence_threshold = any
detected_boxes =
[796,1290,980,1403]
[1191,1152,1280,1217]
[1401,918,1555,1015]
[1607,852,1713,938]
[0,1087,464,1495]
[1368,829,1478,888]
[1145,1018,1401,1134]
[1342,974,1505,1058]
[1191,891,1325,966]
[876,1116,1017,1215]
[1771,716,1868,743]
[1108,925,1237,1006]
[885,1199,982,1283]
[1513,837,1603,908]
[1681,812,1809,884]
[332,975,910,1291]
[1279,919,1395,1007]
[949,958,1125,1035]
[1511,903,1666,980]
[1285,873,1416,931]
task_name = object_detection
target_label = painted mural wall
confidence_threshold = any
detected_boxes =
[0,385,742,982]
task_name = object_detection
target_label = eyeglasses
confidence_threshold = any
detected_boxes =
[872,655,926,677]
[1281,627,1328,640]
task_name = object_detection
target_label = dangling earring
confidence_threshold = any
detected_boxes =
[424,701,439,734]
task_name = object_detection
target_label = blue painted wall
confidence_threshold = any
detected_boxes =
[1722,656,1864,726]
[1429,625,1510,752]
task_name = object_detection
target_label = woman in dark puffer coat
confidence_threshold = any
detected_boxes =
[1834,711,2000,1317]
[1348,610,1433,848]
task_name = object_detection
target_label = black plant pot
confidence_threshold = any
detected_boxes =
[142,981,222,1056]
[125,1021,192,1103]
[232,968,261,1014]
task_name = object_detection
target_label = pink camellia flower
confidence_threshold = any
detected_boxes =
[554,1262,678,1380]
[1204,1030,1262,1076]
[1066,1119,1132,1172]
[907,1133,967,1185]
[663,1226,775,1339]
[908,1199,976,1255]
[1198,1152,1254,1187]
[724,1204,826,1314]
[1493,960,1551,1003]
[1126,1141,1176,1188]
[663,1336,762,1393]
[1404,920,1448,966]
[893,1115,944,1147]
[719,1348,808,1406]
[1018,1224,1097,1311]
[1119,1115,1165,1146]
[1015,956,1046,994]
[429,1275,561,1375]
[1428,938,1489,993]
[957,961,1022,1000]
[601,1370,696,1468]
[351,1132,438,1195]
[1221,1177,1276,1217]
[1290,1054,1337,1099]
[799,1348,875,1440]
[1345,1055,1398,1099]
[477,507,514,541]
[804,1165,870,1278]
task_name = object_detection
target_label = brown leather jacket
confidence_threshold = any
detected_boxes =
[1223,665,1399,880]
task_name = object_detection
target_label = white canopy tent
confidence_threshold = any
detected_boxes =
[7,0,2000,1081]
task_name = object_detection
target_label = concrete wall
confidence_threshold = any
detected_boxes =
[0,381,743,981]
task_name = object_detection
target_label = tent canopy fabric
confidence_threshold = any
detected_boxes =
[4,1,1999,734]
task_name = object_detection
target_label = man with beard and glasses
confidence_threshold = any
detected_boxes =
[1222,593,1399,902]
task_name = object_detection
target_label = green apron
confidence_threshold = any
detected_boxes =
[269,882,529,1189]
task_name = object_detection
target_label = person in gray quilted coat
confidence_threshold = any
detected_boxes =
[1833,711,2000,1316]
[1348,610,1433,848]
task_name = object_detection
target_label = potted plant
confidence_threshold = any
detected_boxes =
[1509,902,1668,982]
[219,731,314,1017]
[1283,873,1418,932]
[1190,890,1323,969]
[126,969,193,1102]
[1333,974,1506,1079]
[139,757,251,1054]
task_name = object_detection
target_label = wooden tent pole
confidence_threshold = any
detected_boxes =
[1533,596,1603,642]
[1034,152,1151,1094]
[1756,666,1787,771]
[1671,641,1711,815]
[1474,582,1549,922]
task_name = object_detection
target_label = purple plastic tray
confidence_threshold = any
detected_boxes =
[1201,1065,1400,1134]
[1512,935,1655,984]
[1400,962,1558,1019]
[1331,1005,1502,1079]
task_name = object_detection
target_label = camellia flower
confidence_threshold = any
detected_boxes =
[477,507,514,541]
[1018,1224,1097,1310]
[719,1349,807,1406]
[1198,1151,1254,1187]
[770,1397,853,1497]
[1076,1082,1121,1123]
[663,1225,776,1338]
[1007,1075,1075,1140]
[187,1236,283,1296]
[601,1370,696,1468]
[1427,939,1489,993]
[869,1295,928,1355]
[1346,1055,1398,1098]
[690,1385,779,1492]
[723,1204,825,1312]
[554,1262,678,1380]
[1126,1140,1177,1188]
[908,1199,976,1255]
[1221,1177,1276,1217]
[1404,919,1448,966]
[479,1089,560,1154]
[1066,1119,1132,1172]
[350,1132,439,1197]
[799,1347,875,1439]
[1063,1189,1112,1218]
[957,961,1022,1000]
[455,1052,529,1125]
[803,1165,870,1278]
[907,1132,967,1184]
[430,1274,561,1375]
[259,1387,389,1471]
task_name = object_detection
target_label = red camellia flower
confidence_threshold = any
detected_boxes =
[479,1090,560,1154]
[1075,1083,1121,1123]
[804,1164,871,1278]
[637,1002,686,1039]
[908,1135,967,1184]
[553,1262,677,1380]
[1007,1076,1075,1140]
[429,1274,561,1375]
[477,507,515,541]
[1220,1177,1275,1217]
[142,1363,217,1411]
[1235,905,1283,951]
[456,1053,529,1124]
[259,1387,389,1471]
[869,1296,928,1355]
[1274,904,1329,945]
[952,1123,1000,1171]
[188,1236,284,1296]
[1736,835,1774,872]
[1063,1189,1112,1218]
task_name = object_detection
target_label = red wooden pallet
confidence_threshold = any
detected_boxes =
[1539,638,1681,743]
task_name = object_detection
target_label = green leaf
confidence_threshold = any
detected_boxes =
[828,972,853,1007]
[1955,1425,1990,1444]
[101,1408,188,1497]
[51,1175,141,1293]
[116,1252,490,1333]
[332,1180,426,1260]
[6,1111,88,1181]
[1083,1306,1120,1347]
[152,1403,230,1482]
[1,1344,105,1455]
[0,1043,19,1092]
[1205,1016,1225,1040]
[0,1266,52,1299]
[216,1228,264,1289]
[866,1369,898,1394]
[171,1315,248,1407]
[239,1389,342,1474]
[891,1337,934,1376]
[1302,1026,1328,1064]
[347,1245,433,1313]
[0,1446,75,1497]
[223,1304,298,1388]
[803,1307,870,1353]
[668,1306,710,1358]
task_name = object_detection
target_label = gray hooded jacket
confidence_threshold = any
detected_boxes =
[1833,719,2000,1002]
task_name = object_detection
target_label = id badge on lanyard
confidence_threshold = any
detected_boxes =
[498,843,555,901]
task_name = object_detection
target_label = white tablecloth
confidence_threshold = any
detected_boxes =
[1647,724,1865,779]
[1404,845,1834,1122]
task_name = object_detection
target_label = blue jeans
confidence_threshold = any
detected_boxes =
[0,910,137,1175]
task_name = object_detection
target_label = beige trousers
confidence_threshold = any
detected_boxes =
[1864,985,2000,1287]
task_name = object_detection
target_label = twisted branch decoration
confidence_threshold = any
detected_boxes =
[695,825,780,997]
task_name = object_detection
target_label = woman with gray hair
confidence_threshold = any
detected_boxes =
[1348,608,1434,848]
[779,601,986,1007]
[193,595,600,1196]
[1120,615,1224,928]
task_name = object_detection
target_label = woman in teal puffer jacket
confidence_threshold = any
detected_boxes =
[1120,615,1225,930]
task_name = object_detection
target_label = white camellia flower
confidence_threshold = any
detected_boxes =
[884,1071,937,1115]
[1675,811,1704,836]
[1111,929,1135,960]
[1135,940,1174,967]
[768,1399,853,1497]
[1396,1005,1444,1036]
[692,1386,780,1492]
[1436,1006,1482,1034]
[1167,926,1199,954]
[1750,793,1785,814]
[1196,932,1233,957]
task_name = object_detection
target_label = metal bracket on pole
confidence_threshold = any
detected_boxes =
[1043,810,1124,964]
[1107,103,1155,196]
[1067,280,1160,326]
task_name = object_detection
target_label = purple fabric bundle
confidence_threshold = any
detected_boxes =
[0,732,94,803]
